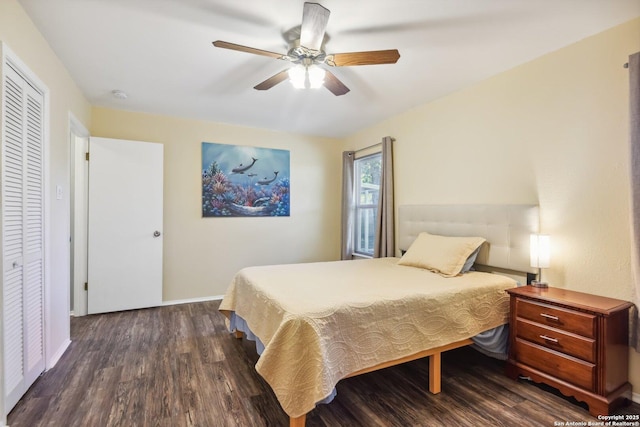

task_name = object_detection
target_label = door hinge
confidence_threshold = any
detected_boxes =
[84,282,88,291]
[85,152,90,161]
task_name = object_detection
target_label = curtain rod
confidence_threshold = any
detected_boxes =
[624,62,629,68]
[352,142,382,154]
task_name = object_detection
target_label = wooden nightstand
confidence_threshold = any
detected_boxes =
[506,286,633,416]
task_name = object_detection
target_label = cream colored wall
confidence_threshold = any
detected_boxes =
[0,0,92,421]
[345,17,640,400]
[90,107,342,301]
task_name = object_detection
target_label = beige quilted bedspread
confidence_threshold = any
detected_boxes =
[218,257,517,418]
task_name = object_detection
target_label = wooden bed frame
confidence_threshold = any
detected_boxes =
[236,330,472,427]
[292,340,474,427]
[233,204,540,427]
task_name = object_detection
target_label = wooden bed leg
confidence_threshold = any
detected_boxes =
[290,414,306,427]
[428,352,442,394]
[234,330,243,339]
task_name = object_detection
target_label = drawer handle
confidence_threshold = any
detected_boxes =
[539,334,559,343]
[540,313,559,321]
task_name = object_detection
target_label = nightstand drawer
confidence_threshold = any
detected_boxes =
[515,338,595,391]
[515,318,596,363]
[516,299,596,338]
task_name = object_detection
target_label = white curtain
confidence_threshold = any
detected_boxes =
[341,151,355,260]
[374,137,395,258]
[628,51,640,352]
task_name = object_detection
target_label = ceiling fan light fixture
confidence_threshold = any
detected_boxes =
[288,65,306,89]
[308,65,325,89]
[214,3,399,95]
[288,64,325,90]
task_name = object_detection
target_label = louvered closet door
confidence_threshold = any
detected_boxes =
[2,63,45,413]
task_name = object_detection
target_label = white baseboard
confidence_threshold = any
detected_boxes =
[46,338,71,370]
[633,391,640,405]
[161,295,223,306]
[69,297,223,318]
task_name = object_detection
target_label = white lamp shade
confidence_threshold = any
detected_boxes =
[308,65,325,89]
[288,65,306,89]
[530,234,550,268]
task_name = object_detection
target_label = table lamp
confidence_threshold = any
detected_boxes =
[530,234,550,288]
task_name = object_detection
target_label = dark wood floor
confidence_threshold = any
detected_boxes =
[8,300,639,426]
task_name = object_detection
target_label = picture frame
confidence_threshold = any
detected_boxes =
[202,142,290,217]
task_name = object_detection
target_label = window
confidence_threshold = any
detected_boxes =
[354,153,381,256]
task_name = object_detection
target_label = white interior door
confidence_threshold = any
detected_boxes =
[87,137,163,314]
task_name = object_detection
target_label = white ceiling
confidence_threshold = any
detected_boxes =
[17,0,640,138]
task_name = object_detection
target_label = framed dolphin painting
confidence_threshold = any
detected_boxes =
[202,142,290,217]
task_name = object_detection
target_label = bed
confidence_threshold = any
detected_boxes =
[219,204,539,426]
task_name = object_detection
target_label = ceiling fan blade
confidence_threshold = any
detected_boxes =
[326,49,400,66]
[323,70,350,96]
[254,70,290,91]
[213,41,287,60]
[300,2,330,51]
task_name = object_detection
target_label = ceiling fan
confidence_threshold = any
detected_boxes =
[213,2,400,96]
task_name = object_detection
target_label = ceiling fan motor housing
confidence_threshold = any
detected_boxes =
[288,46,327,65]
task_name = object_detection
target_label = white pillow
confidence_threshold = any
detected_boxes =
[398,232,486,277]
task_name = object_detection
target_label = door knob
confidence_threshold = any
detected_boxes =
[153,231,161,237]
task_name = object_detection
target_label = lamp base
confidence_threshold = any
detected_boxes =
[531,280,549,288]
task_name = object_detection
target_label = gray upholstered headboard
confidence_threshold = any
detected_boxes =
[398,205,539,274]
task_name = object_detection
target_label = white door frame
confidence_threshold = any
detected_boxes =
[69,114,89,317]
